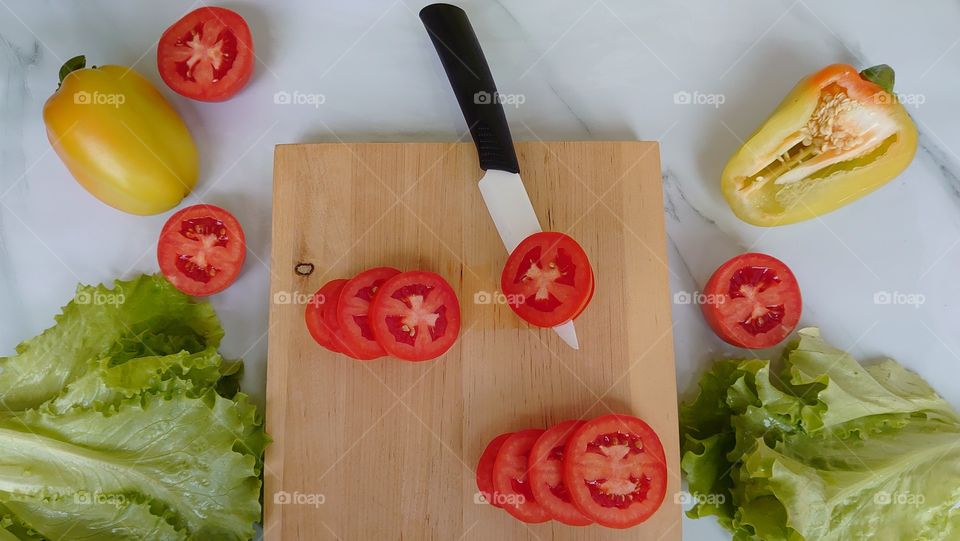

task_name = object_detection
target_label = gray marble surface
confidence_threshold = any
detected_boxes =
[2,1,960,539]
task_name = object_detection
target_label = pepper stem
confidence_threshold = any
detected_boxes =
[859,64,895,94]
[57,55,86,89]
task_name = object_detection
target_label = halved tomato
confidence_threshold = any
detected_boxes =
[563,414,667,529]
[528,420,593,526]
[369,271,461,362]
[492,429,552,523]
[336,267,399,360]
[157,204,245,296]
[476,433,512,509]
[305,279,348,354]
[157,6,255,102]
[702,252,802,349]
[501,232,594,328]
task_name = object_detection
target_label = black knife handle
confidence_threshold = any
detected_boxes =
[420,3,520,174]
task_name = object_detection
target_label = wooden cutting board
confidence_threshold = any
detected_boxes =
[264,141,681,540]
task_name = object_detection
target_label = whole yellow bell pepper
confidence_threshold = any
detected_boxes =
[43,56,198,215]
[721,64,918,226]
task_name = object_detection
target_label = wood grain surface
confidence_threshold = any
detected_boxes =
[264,141,681,540]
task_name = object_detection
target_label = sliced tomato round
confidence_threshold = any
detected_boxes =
[305,279,349,354]
[492,429,552,523]
[501,232,594,328]
[157,204,245,296]
[476,433,512,509]
[369,271,461,362]
[701,252,802,349]
[336,267,399,360]
[528,420,593,526]
[157,6,255,102]
[563,414,667,529]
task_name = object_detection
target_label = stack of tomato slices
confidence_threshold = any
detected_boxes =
[502,232,594,328]
[305,267,461,362]
[476,414,667,529]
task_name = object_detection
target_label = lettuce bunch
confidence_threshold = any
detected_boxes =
[681,328,960,541]
[0,275,267,540]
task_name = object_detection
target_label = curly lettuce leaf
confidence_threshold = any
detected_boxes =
[681,328,960,541]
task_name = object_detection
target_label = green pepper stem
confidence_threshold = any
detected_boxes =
[57,55,86,89]
[859,64,895,94]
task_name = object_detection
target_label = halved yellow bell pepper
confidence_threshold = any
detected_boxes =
[721,64,917,226]
[43,56,198,215]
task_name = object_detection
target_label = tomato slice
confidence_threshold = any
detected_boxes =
[336,267,399,360]
[528,420,594,526]
[501,232,594,328]
[476,433,512,509]
[157,7,255,102]
[563,414,667,529]
[369,271,461,362]
[492,429,552,524]
[305,279,348,354]
[157,204,245,296]
[701,252,802,349]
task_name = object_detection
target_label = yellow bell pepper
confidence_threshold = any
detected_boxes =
[721,64,918,226]
[43,56,198,215]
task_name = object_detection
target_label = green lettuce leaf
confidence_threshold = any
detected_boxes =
[681,328,960,541]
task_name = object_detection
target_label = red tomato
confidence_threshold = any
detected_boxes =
[157,204,245,296]
[492,429,552,523]
[501,232,594,328]
[336,267,399,360]
[157,7,255,102]
[563,414,667,529]
[305,279,348,354]
[701,252,802,349]
[528,420,593,526]
[476,433,512,509]
[369,271,461,362]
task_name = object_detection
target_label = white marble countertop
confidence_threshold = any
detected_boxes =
[2,1,960,539]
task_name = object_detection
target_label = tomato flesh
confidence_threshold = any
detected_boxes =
[528,421,593,526]
[476,433,512,508]
[305,279,349,354]
[492,429,552,523]
[563,414,667,529]
[501,232,593,328]
[157,7,254,102]
[702,252,802,349]
[336,267,399,360]
[157,204,245,296]
[370,271,461,362]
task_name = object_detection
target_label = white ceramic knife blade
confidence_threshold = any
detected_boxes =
[478,169,580,350]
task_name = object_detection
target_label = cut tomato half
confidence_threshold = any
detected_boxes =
[157,204,245,296]
[528,420,593,526]
[336,267,399,360]
[305,279,349,354]
[501,232,594,328]
[157,6,255,102]
[369,271,461,362]
[492,429,552,523]
[476,433,512,509]
[563,414,667,529]
[702,252,802,349]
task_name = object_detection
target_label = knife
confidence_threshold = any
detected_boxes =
[419,3,579,349]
